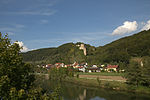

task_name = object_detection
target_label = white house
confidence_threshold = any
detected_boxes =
[78,66,86,72]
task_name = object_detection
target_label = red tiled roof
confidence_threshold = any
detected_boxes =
[73,63,79,66]
[78,66,84,69]
[107,65,118,68]
[56,65,61,68]
[55,63,62,65]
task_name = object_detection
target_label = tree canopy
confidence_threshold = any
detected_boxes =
[0,33,61,99]
[0,33,35,98]
[125,57,150,87]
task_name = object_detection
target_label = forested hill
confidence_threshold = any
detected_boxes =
[22,42,95,64]
[90,29,150,64]
[22,30,150,65]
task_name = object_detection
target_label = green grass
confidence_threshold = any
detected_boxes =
[76,72,125,76]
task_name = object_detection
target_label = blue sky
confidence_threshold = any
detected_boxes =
[0,0,150,51]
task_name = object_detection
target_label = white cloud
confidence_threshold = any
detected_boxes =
[141,20,150,31]
[112,21,138,35]
[0,27,15,31]
[0,0,58,16]
[15,41,28,52]
[0,24,24,31]
[40,19,49,24]
[2,9,57,16]
[15,24,25,28]
[0,24,25,35]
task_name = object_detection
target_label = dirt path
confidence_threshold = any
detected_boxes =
[79,75,126,82]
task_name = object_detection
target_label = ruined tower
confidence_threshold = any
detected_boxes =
[79,44,87,56]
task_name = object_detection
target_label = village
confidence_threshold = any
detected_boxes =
[39,62,124,73]
[37,43,124,73]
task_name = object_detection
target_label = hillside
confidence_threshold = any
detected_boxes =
[22,42,95,64]
[22,30,150,65]
[90,30,150,64]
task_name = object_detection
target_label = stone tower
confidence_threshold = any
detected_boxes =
[79,44,87,56]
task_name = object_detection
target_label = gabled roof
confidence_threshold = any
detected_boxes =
[73,62,79,66]
[47,64,52,66]
[78,66,84,69]
[55,63,62,65]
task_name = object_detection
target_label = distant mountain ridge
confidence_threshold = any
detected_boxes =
[22,30,150,65]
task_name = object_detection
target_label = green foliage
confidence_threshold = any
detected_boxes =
[108,69,116,72]
[8,87,62,100]
[49,67,74,81]
[104,82,110,88]
[76,74,79,78]
[0,33,62,99]
[141,57,150,86]
[97,77,101,86]
[125,61,142,86]
[0,33,35,98]
[125,57,150,87]
[0,75,10,98]
[88,29,150,65]
[22,42,89,64]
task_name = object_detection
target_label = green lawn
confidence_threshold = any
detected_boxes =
[76,72,125,76]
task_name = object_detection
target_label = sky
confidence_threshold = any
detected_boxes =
[0,0,150,52]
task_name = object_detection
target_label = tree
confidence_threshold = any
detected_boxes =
[0,33,63,99]
[141,57,150,86]
[49,67,74,81]
[125,57,150,87]
[125,61,142,86]
[0,33,34,98]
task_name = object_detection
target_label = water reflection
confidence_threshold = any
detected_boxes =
[76,89,86,100]
[36,79,150,100]
[90,96,105,100]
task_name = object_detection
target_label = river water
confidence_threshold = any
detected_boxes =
[38,79,150,100]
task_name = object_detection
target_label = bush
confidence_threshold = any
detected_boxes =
[97,77,101,86]
[77,74,79,78]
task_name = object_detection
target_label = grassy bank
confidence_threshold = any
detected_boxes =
[76,72,125,76]
[64,77,150,94]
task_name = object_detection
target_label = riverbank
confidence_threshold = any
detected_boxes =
[35,74,150,100]
[36,72,150,94]
[64,76,150,94]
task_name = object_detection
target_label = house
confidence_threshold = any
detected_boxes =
[87,67,100,73]
[99,64,105,71]
[79,62,88,68]
[45,64,54,69]
[64,64,72,68]
[72,62,79,68]
[78,66,86,72]
[92,65,97,67]
[101,64,105,67]
[55,63,64,67]
[106,65,119,72]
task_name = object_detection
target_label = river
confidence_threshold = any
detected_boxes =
[36,78,150,100]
